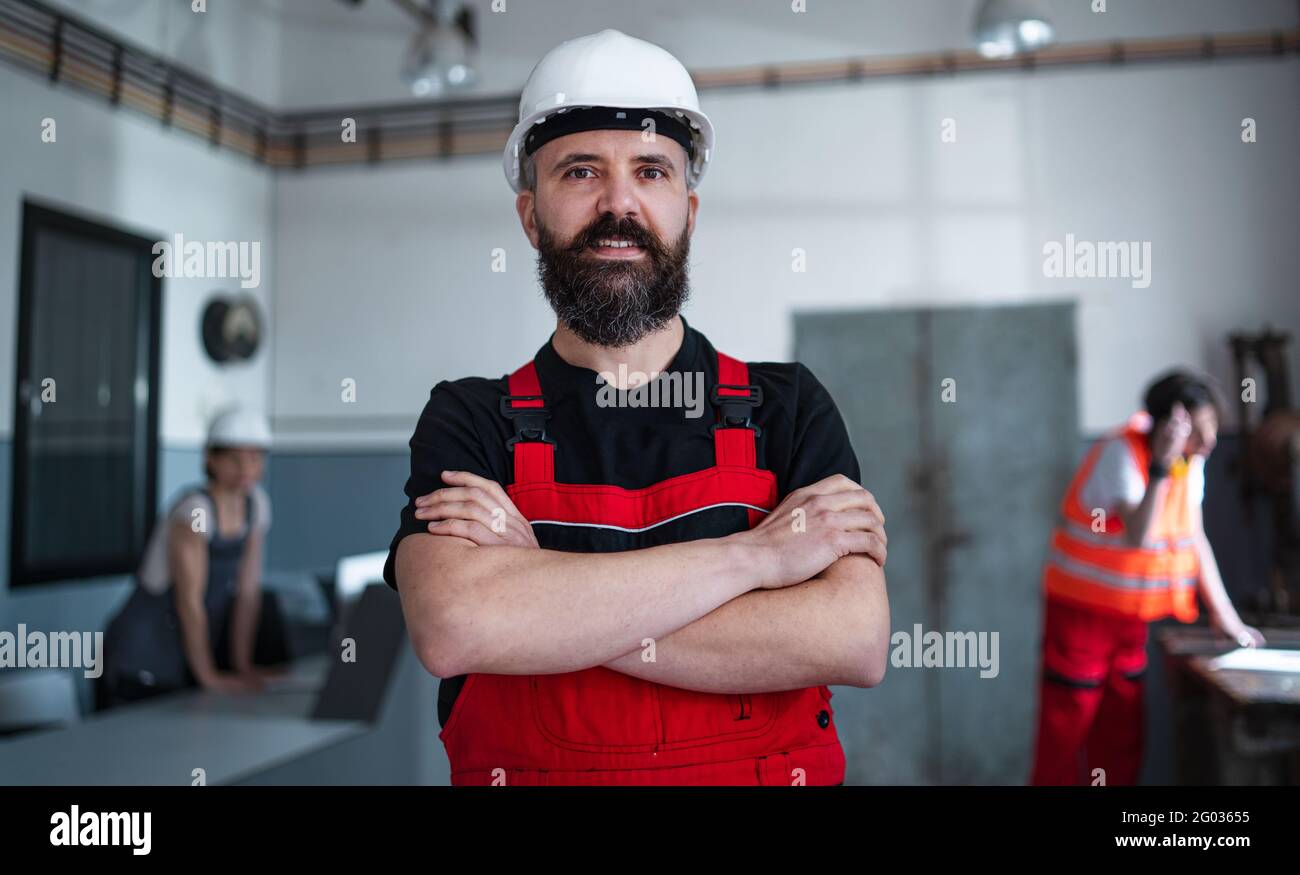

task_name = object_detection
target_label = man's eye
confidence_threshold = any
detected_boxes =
[566,167,594,179]
[642,167,666,179]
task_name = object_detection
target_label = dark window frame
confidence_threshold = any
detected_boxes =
[9,200,162,587]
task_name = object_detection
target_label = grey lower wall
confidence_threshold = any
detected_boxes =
[0,443,409,631]
[262,450,409,575]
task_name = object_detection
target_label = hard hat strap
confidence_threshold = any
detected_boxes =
[523,105,695,161]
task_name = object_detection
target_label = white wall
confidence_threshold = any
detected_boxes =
[0,67,276,446]
[7,0,1299,448]
[271,54,1300,443]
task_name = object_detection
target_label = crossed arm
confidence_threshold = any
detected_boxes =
[395,471,889,693]
[600,553,887,693]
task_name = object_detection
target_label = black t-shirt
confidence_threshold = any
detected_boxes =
[382,316,861,727]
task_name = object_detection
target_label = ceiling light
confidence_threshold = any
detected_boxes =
[973,0,1056,59]
[399,0,477,98]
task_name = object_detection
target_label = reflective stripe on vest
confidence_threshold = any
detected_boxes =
[437,349,847,785]
[1043,415,1200,623]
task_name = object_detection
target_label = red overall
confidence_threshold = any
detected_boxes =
[438,350,847,785]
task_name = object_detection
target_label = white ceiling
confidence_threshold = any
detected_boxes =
[38,0,1300,110]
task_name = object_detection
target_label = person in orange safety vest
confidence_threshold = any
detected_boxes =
[1030,370,1265,786]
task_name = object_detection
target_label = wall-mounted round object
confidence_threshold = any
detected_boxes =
[201,294,262,364]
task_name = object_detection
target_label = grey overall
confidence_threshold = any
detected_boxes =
[101,486,252,704]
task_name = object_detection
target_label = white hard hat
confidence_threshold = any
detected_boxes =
[503,28,714,193]
[206,406,272,450]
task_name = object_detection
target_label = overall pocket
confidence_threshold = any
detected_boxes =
[530,666,662,751]
[656,686,777,747]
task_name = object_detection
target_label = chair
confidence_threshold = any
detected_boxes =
[334,550,389,606]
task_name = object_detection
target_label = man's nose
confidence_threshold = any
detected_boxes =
[595,173,639,219]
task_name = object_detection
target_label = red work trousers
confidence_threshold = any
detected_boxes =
[1030,597,1149,786]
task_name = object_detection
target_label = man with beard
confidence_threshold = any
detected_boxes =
[382,29,890,786]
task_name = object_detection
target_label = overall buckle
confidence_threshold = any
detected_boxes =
[500,395,554,449]
[710,384,763,437]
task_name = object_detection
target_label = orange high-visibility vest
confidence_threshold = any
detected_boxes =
[1043,413,1201,623]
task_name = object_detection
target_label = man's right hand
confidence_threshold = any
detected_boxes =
[734,473,886,590]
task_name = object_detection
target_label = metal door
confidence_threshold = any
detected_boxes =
[795,303,1078,784]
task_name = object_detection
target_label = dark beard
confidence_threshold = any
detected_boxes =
[536,214,690,348]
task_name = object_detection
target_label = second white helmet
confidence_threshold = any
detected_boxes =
[206,406,272,450]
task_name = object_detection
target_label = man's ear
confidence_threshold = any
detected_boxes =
[517,191,539,249]
[686,189,699,238]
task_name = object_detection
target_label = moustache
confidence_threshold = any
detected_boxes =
[571,220,661,254]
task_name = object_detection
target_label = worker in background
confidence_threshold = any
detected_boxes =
[100,407,283,708]
[1030,371,1265,785]
[384,29,890,786]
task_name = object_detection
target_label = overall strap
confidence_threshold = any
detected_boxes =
[505,349,762,484]
[712,351,762,468]
[196,485,254,542]
[504,360,555,486]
